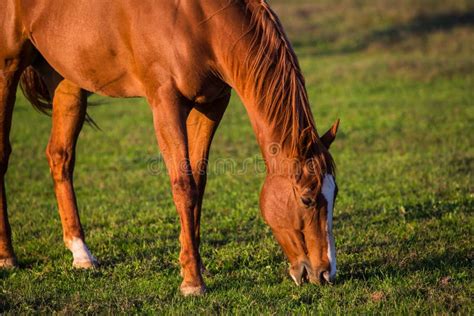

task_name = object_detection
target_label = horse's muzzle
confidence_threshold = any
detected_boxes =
[290,262,334,286]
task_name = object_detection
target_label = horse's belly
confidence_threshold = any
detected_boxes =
[72,66,145,98]
[31,38,146,97]
[37,49,145,98]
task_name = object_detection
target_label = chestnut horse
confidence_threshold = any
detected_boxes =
[0,0,339,295]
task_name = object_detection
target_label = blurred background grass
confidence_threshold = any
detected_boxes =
[1,0,473,313]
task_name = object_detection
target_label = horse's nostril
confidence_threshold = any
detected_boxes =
[290,263,309,286]
[321,270,334,284]
[307,268,334,285]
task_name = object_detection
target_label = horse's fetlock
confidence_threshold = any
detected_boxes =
[179,251,198,268]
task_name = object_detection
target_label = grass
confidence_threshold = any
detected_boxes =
[1,0,473,313]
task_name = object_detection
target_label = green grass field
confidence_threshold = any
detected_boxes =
[1,0,473,313]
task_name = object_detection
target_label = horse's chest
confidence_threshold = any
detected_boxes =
[175,70,229,105]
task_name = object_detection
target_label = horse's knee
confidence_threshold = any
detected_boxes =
[171,176,198,207]
[46,145,73,182]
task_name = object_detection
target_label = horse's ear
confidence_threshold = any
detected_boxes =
[321,119,340,149]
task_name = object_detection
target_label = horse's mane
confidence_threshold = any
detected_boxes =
[240,0,335,184]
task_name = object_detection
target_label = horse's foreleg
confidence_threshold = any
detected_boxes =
[149,84,205,296]
[46,79,97,269]
[186,94,230,273]
[0,59,23,268]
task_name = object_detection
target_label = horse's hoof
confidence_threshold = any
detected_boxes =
[0,257,17,269]
[73,259,98,269]
[180,283,206,296]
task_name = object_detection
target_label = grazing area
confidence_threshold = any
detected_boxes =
[1,0,473,313]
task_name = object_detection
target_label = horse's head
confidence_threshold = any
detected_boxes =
[260,120,339,286]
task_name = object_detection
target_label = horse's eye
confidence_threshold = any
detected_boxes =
[301,196,316,208]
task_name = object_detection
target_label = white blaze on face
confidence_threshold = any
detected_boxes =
[67,237,96,266]
[321,174,336,280]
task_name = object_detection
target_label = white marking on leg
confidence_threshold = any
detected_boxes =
[67,237,96,267]
[322,174,336,281]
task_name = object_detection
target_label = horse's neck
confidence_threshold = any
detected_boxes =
[212,1,316,170]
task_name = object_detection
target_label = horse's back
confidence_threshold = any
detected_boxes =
[18,0,217,97]
[14,0,245,102]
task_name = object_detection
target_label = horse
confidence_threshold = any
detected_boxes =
[0,0,340,296]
